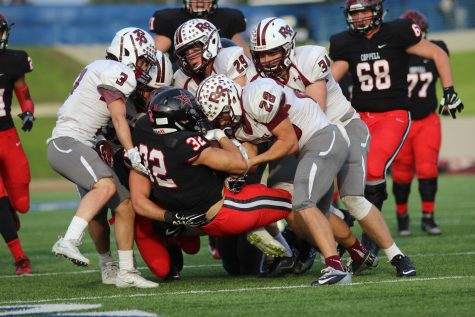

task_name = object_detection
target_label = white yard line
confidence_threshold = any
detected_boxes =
[0,275,472,306]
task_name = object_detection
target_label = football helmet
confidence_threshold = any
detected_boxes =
[106,27,157,85]
[195,74,242,130]
[147,87,209,134]
[183,0,217,18]
[250,17,296,78]
[401,10,429,34]
[0,13,12,51]
[344,0,384,34]
[174,19,221,76]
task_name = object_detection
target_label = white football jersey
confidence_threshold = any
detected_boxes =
[173,46,249,95]
[248,45,353,124]
[49,60,136,147]
[235,78,330,149]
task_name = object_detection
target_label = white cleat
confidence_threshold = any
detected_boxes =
[247,228,286,257]
[116,269,159,288]
[311,267,352,286]
[101,261,119,285]
[52,237,89,267]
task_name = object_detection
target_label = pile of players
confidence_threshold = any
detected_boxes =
[2,0,463,288]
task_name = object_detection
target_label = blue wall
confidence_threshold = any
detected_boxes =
[1,0,473,46]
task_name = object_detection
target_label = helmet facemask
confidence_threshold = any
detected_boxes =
[0,14,11,51]
[251,45,292,79]
[344,0,384,34]
[183,0,217,18]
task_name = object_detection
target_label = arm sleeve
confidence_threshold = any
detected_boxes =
[396,19,423,48]
[98,64,136,100]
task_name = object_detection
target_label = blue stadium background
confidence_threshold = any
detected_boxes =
[1,0,474,46]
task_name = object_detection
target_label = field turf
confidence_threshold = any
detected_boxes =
[0,175,474,316]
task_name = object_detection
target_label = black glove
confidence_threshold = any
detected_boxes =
[164,210,207,228]
[224,175,247,193]
[18,111,35,132]
[438,86,464,119]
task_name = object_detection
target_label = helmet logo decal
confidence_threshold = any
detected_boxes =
[209,85,228,103]
[174,91,193,108]
[278,25,293,38]
[133,29,149,46]
[195,22,213,32]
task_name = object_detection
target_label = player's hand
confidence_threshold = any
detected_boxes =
[164,211,207,227]
[438,86,464,119]
[224,175,247,193]
[230,138,248,159]
[125,147,149,175]
[18,111,35,132]
[205,129,226,141]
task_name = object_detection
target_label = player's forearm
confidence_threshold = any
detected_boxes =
[248,139,297,168]
[433,49,454,88]
[132,196,167,222]
[112,115,133,151]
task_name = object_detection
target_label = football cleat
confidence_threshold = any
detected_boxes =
[397,214,411,236]
[15,256,32,275]
[52,237,89,267]
[116,269,159,288]
[361,232,380,256]
[247,228,286,257]
[311,267,352,286]
[293,246,318,275]
[264,255,296,278]
[390,254,417,277]
[101,261,118,285]
[421,213,441,235]
[347,250,379,275]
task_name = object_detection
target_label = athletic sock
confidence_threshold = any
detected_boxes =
[384,243,403,261]
[324,255,344,271]
[64,216,88,241]
[346,239,368,261]
[7,238,26,262]
[396,204,408,216]
[118,249,135,272]
[98,251,114,266]
[422,201,435,214]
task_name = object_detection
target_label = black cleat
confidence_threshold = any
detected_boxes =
[293,247,318,275]
[264,255,296,278]
[397,214,411,236]
[421,213,441,235]
[347,250,379,275]
[390,254,416,277]
[361,232,380,256]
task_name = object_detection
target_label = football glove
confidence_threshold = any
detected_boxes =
[18,111,35,132]
[204,129,226,141]
[224,175,247,193]
[438,86,464,119]
[125,147,149,175]
[95,140,115,168]
[164,210,207,228]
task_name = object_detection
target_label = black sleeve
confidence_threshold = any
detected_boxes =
[394,19,422,49]
[329,32,348,62]
[174,132,211,163]
[227,8,246,34]
[11,50,32,80]
[150,8,182,39]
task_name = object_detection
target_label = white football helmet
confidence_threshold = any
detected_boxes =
[174,19,222,76]
[106,27,157,85]
[148,51,174,88]
[195,74,242,130]
[250,17,296,78]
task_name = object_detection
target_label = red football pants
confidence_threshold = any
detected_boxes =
[392,112,441,182]
[0,128,30,212]
[359,110,411,183]
[201,184,292,237]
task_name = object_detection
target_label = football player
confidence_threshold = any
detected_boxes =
[248,17,416,277]
[47,27,158,288]
[149,0,248,65]
[196,74,353,286]
[0,13,34,275]
[173,19,249,94]
[129,87,295,281]
[330,0,462,257]
[392,10,448,236]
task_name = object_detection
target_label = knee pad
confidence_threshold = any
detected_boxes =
[364,183,387,210]
[392,182,411,204]
[341,195,372,220]
[418,177,437,202]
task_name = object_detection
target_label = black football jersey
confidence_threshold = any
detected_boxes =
[133,115,224,214]
[149,8,246,63]
[330,19,422,112]
[407,40,448,120]
[0,49,33,131]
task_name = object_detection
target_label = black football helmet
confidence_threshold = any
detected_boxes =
[344,0,384,34]
[0,13,12,51]
[147,87,209,134]
[183,0,218,17]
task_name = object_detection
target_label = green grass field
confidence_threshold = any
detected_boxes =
[0,175,474,316]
